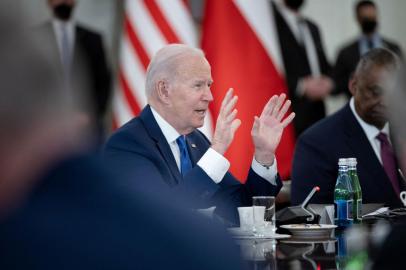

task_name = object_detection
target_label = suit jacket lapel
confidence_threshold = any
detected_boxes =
[139,105,182,185]
[343,105,395,194]
[272,3,304,50]
[186,132,209,165]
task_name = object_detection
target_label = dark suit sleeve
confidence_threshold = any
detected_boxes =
[212,168,283,225]
[91,34,111,117]
[291,133,337,205]
[190,130,283,207]
[309,22,331,76]
[332,49,350,96]
[77,27,112,118]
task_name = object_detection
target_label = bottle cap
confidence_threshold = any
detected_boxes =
[347,158,357,166]
[338,158,348,166]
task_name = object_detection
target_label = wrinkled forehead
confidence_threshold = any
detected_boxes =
[173,54,212,80]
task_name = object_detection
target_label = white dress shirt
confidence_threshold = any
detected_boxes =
[350,97,391,164]
[52,18,75,65]
[150,107,278,185]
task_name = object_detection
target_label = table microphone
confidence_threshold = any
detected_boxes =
[276,186,321,225]
[301,186,320,209]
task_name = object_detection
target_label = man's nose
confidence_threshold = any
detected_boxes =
[203,86,214,102]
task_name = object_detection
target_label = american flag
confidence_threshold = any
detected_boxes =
[112,0,213,136]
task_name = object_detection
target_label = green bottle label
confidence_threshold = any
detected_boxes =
[357,199,362,220]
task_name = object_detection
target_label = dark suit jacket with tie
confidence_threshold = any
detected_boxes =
[35,22,111,130]
[333,37,403,98]
[103,105,283,223]
[272,3,332,136]
[291,104,404,208]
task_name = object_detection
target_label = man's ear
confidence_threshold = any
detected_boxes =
[348,74,357,97]
[156,80,170,104]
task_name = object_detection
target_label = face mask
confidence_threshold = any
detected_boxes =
[53,4,74,21]
[360,19,377,34]
[284,0,305,11]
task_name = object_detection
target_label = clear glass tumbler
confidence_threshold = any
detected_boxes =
[253,196,276,237]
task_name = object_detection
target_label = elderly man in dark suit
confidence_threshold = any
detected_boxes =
[0,12,244,269]
[333,0,403,99]
[104,44,295,223]
[35,0,111,137]
[271,0,333,136]
[291,48,404,208]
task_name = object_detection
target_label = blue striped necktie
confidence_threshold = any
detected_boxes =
[176,136,192,176]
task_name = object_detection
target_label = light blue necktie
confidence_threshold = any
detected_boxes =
[176,136,193,176]
[61,23,71,78]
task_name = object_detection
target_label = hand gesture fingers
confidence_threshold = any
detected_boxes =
[276,98,291,121]
[211,88,241,155]
[220,88,234,113]
[270,93,286,117]
[261,95,277,118]
[281,112,295,128]
[252,93,295,164]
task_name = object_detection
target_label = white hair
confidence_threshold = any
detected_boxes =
[145,44,205,99]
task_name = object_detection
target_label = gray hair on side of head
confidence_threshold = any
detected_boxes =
[354,48,399,78]
[145,44,205,100]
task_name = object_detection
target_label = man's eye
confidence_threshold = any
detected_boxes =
[371,87,382,96]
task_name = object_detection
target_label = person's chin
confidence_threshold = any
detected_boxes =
[193,119,205,129]
[369,118,387,129]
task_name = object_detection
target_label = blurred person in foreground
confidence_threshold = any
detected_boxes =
[0,10,244,270]
[371,66,406,270]
[103,44,295,224]
[35,0,111,140]
[291,48,404,207]
[333,0,403,99]
[271,0,333,136]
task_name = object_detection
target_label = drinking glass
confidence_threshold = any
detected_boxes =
[253,196,276,237]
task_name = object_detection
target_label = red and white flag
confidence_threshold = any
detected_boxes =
[113,0,213,135]
[202,0,296,180]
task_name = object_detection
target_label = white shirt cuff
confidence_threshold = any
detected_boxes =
[251,157,278,185]
[197,148,230,184]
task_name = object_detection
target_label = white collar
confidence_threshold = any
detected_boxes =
[150,106,181,145]
[349,97,390,140]
[275,0,301,20]
[274,0,304,42]
[52,18,75,32]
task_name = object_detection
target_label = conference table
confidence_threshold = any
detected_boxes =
[234,234,342,270]
[230,204,402,270]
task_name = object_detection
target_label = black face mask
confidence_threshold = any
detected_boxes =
[53,4,74,21]
[360,19,377,34]
[284,0,305,11]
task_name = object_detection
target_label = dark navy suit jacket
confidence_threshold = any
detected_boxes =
[291,104,404,208]
[0,154,244,270]
[104,105,282,223]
